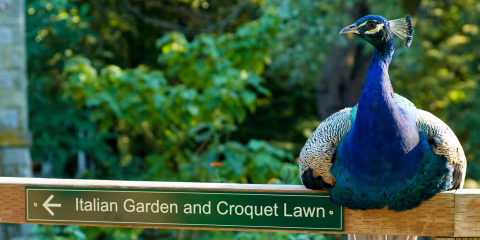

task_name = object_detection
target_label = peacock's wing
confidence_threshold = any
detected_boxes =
[415,109,467,189]
[299,108,353,190]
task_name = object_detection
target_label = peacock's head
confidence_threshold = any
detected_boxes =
[340,15,414,49]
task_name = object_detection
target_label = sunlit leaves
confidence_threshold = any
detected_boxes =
[61,11,293,188]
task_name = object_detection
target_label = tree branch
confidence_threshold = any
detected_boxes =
[123,0,187,32]
[203,1,250,33]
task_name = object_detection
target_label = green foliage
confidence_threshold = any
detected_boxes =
[266,0,352,85]
[233,0,357,151]
[59,11,296,184]
[29,225,87,240]
[234,232,329,240]
[27,0,115,177]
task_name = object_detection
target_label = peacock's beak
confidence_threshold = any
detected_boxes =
[340,23,359,34]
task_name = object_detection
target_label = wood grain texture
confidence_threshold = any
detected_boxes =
[455,189,480,237]
[0,177,457,236]
[342,190,454,236]
[436,238,480,240]
[350,235,417,240]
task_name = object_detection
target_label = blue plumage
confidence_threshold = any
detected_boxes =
[332,132,451,211]
[332,95,453,210]
[299,15,466,211]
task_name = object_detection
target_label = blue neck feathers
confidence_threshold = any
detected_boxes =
[340,38,421,179]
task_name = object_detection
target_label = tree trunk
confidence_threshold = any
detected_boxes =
[316,1,370,119]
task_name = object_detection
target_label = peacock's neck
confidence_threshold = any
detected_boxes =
[360,47,395,112]
[347,44,419,159]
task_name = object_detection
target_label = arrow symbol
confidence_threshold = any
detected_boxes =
[43,194,61,216]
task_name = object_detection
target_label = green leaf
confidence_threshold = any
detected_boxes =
[80,4,90,16]
[186,103,200,116]
[240,90,257,105]
[246,139,266,152]
[224,148,246,176]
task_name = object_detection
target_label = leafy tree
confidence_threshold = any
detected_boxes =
[27,0,298,238]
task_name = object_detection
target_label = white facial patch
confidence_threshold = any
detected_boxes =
[357,22,367,28]
[365,23,385,34]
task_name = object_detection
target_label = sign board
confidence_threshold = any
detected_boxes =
[26,187,343,232]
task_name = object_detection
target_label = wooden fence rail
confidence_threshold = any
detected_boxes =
[0,177,478,237]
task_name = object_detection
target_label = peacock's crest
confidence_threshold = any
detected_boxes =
[388,14,414,47]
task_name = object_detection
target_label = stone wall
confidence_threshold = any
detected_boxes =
[0,0,33,239]
[0,0,32,176]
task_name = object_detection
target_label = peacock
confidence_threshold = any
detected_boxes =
[299,14,466,215]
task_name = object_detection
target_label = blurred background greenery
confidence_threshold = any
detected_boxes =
[25,0,480,239]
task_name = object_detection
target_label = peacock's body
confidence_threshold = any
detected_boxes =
[299,15,466,212]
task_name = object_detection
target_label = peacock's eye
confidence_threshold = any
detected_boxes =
[367,22,376,30]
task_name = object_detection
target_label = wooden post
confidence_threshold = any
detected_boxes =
[436,239,480,240]
[454,189,480,237]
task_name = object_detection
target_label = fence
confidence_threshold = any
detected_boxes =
[0,177,478,238]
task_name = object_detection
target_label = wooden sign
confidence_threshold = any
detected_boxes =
[26,187,344,231]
